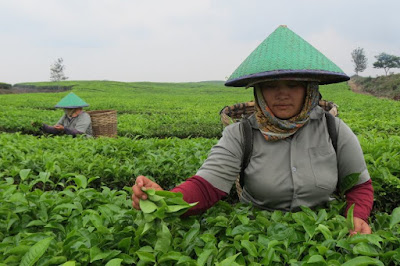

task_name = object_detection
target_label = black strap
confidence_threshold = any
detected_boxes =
[239,118,253,188]
[238,113,338,189]
[325,112,338,153]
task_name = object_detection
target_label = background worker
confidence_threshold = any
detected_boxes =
[42,92,93,137]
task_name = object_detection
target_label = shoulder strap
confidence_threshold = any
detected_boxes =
[239,118,253,188]
[325,112,338,153]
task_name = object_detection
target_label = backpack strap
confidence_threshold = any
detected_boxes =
[239,117,253,188]
[325,112,338,153]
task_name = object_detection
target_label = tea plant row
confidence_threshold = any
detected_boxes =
[1,172,400,265]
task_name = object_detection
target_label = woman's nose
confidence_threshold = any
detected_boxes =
[275,85,290,97]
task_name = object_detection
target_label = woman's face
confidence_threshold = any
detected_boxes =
[260,80,306,119]
[64,108,82,118]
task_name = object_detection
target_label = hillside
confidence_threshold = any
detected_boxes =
[350,74,400,100]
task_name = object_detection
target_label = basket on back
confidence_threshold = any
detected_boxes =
[87,110,118,138]
[220,101,255,127]
[220,100,338,199]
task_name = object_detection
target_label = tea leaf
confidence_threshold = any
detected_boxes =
[341,256,384,266]
[346,204,355,231]
[19,237,53,266]
[19,169,31,181]
[389,206,400,229]
[105,258,123,266]
[139,199,158,214]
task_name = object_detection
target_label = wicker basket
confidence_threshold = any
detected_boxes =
[87,110,117,138]
[220,101,255,127]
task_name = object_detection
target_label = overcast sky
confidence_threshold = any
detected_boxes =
[1,0,399,85]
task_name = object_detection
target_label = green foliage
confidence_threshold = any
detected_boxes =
[0,133,215,190]
[351,74,400,99]
[1,80,400,264]
[0,82,12,89]
[2,176,400,265]
[373,52,400,76]
[139,188,197,218]
[0,81,253,138]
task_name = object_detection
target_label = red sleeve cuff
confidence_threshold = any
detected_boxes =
[170,175,227,216]
[345,179,374,222]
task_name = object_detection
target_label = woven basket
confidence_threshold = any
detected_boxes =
[220,100,338,199]
[87,110,117,138]
[220,101,255,127]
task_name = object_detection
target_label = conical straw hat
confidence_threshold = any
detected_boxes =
[225,25,349,87]
[54,92,89,108]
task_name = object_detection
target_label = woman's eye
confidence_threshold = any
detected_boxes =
[287,83,300,88]
[263,84,277,89]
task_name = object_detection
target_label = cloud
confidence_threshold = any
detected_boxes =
[1,0,400,84]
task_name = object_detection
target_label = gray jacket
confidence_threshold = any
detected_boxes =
[57,111,93,137]
[196,106,370,212]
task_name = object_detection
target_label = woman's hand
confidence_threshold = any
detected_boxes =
[350,217,372,235]
[54,125,64,131]
[132,175,163,210]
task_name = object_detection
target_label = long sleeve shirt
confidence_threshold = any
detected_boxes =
[171,175,373,221]
[172,106,373,220]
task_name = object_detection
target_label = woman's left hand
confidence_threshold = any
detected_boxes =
[350,217,372,235]
[54,125,64,131]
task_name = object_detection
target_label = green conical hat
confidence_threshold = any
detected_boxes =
[54,92,89,108]
[225,25,349,87]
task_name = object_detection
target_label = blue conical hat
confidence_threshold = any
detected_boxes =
[225,25,349,87]
[54,92,89,108]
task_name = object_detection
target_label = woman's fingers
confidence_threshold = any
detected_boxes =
[351,217,372,235]
[132,175,160,210]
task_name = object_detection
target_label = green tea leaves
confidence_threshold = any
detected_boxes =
[389,206,400,229]
[341,256,384,266]
[139,199,158,214]
[19,237,53,266]
[139,188,197,218]
[346,204,355,231]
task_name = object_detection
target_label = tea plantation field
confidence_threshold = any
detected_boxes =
[1,81,400,265]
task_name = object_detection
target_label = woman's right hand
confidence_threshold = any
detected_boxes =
[132,175,163,210]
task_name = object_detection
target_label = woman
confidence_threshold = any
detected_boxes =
[42,92,93,137]
[132,25,373,235]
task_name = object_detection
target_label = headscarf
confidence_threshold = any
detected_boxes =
[254,81,320,141]
[64,108,77,118]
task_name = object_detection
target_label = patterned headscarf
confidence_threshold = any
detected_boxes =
[254,81,320,141]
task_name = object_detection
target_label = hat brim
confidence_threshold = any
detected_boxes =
[55,105,89,109]
[225,69,350,87]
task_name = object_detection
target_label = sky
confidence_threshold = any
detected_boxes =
[1,0,400,85]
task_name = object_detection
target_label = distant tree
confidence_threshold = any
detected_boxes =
[351,47,367,76]
[373,53,400,76]
[50,58,69,81]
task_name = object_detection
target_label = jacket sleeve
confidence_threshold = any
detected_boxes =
[170,175,227,216]
[345,179,374,222]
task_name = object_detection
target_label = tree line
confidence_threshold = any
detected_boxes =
[351,48,400,76]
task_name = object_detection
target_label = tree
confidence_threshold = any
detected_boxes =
[50,58,69,81]
[351,47,367,76]
[373,53,400,76]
